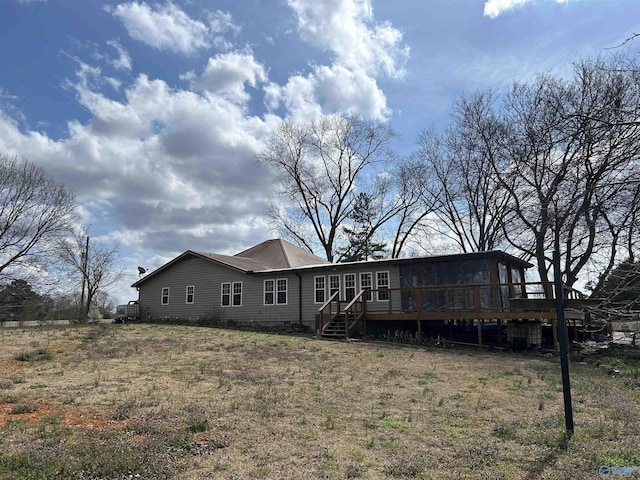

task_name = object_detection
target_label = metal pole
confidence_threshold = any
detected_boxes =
[78,236,89,321]
[553,249,574,438]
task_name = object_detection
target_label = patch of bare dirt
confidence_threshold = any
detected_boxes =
[0,401,124,430]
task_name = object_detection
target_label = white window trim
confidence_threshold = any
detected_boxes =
[344,273,356,301]
[376,271,390,302]
[161,287,170,305]
[232,281,243,307]
[264,279,275,306]
[186,285,195,304]
[276,278,288,305]
[221,282,231,307]
[360,272,373,301]
[329,274,341,299]
[314,275,326,304]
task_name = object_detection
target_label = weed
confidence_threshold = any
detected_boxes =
[346,462,366,478]
[9,402,38,414]
[183,403,209,433]
[492,422,517,441]
[13,348,52,362]
[383,452,428,478]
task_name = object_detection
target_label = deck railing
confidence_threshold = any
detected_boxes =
[317,290,340,336]
[343,290,367,337]
[317,281,586,338]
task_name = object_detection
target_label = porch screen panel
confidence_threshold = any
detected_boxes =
[511,267,524,298]
[399,259,492,310]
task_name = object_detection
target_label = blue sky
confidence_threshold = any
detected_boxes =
[1,0,639,302]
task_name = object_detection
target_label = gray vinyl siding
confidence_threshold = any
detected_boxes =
[136,253,401,328]
[297,263,401,326]
[138,255,302,325]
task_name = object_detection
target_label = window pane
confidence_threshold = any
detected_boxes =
[264,280,274,305]
[161,287,169,305]
[329,275,340,297]
[360,273,372,301]
[186,286,194,304]
[377,272,389,301]
[277,279,287,304]
[233,282,242,306]
[315,276,325,303]
[344,274,356,301]
[221,283,230,306]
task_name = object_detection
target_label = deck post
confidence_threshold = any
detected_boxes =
[477,320,483,348]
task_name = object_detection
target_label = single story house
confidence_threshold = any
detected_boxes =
[132,239,550,344]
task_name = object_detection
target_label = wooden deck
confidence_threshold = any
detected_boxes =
[317,282,590,349]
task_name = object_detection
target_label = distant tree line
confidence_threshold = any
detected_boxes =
[0,153,121,322]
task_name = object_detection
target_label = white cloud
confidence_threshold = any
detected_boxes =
[484,0,570,18]
[266,64,388,121]
[106,40,132,71]
[107,2,211,55]
[0,56,281,264]
[208,10,240,35]
[181,52,267,104]
[287,0,409,78]
[271,0,408,121]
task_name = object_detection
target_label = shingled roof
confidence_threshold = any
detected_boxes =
[235,239,331,269]
[131,239,329,287]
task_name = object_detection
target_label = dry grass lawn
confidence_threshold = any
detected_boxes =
[0,323,639,479]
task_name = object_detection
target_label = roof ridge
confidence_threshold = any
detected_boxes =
[277,239,292,268]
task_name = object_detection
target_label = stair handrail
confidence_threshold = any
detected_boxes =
[343,289,367,337]
[317,290,340,336]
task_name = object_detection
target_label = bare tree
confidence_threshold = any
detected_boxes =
[414,94,511,254]
[494,58,640,293]
[387,154,443,257]
[58,230,122,319]
[0,154,77,282]
[259,114,396,261]
[414,57,640,296]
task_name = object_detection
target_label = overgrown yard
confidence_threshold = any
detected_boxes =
[0,324,639,479]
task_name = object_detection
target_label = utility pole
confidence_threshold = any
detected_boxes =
[78,236,89,321]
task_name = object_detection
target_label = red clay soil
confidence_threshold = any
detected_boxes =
[0,401,123,430]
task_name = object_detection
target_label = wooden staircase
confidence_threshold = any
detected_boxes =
[321,313,347,339]
[317,291,367,340]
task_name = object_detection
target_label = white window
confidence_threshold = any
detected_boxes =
[264,280,274,305]
[376,271,389,301]
[360,272,372,301]
[344,273,356,302]
[221,283,231,307]
[161,287,169,305]
[232,282,242,306]
[329,274,340,298]
[186,285,194,304]
[277,279,287,305]
[314,276,326,304]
